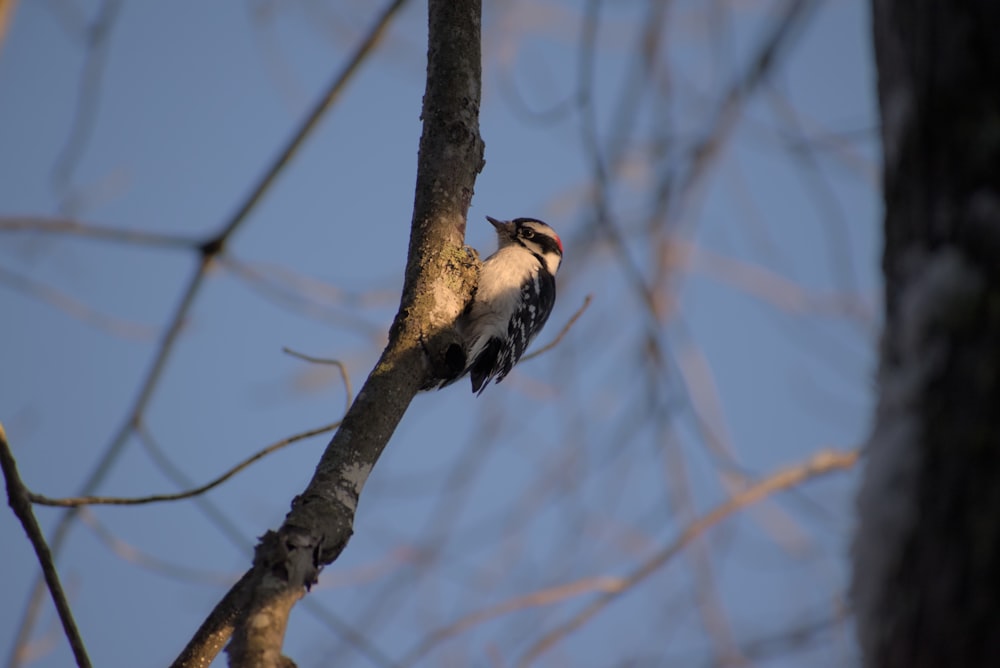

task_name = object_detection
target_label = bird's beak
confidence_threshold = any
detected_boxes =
[486,216,514,237]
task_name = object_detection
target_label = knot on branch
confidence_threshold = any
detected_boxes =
[255,529,322,591]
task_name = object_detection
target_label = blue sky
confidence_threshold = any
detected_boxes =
[1,1,878,666]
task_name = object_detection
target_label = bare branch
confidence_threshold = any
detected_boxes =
[219,255,388,339]
[51,0,123,213]
[402,576,626,665]
[521,294,592,362]
[671,241,875,323]
[0,216,200,249]
[282,347,354,412]
[0,424,92,668]
[519,448,860,665]
[78,509,235,585]
[0,263,159,340]
[667,0,819,222]
[29,421,340,507]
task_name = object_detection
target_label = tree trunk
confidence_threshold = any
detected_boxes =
[854,2,1000,666]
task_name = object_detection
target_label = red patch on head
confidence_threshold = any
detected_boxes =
[554,233,564,254]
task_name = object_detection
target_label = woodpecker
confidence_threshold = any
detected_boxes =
[441,216,563,394]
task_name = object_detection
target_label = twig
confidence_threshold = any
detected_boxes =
[521,295,592,362]
[0,216,200,249]
[29,421,340,507]
[577,0,661,323]
[0,424,92,668]
[674,240,874,322]
[401,576,626,666]
[51,0,124,212]
[78,508,235,584]
[213,0,409,243]
[668,0,818,222]
[0,264,159,340]
[282,347,354,412]
[219,255,388,339]
[517,448,860,666]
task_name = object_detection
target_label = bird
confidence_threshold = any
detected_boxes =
[439,216,563,394]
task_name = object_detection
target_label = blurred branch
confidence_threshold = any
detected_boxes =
[763,84,860,294]
[401,576,626,666]
[497,68,576,124]
[521,294,592,362]
[667,0,818,222]
[0,216,200,249]
[0,424,92,668]
[712,607,851,667]
[603,0,671,184]
[644,5,821,655]
[332,412,509,650]
[518,448,860,666]
[135,424,254,550]
[219,255,389,339]
[0,0,19,53]
[655,401,740,662]
[0,264,159,340]
[8,0,412,663]
[78,508,235,585]
[51,0,123,213]
[578,0,662,324]
[672,240,875,323]
[576,4,740,653]
[29,421,340,507]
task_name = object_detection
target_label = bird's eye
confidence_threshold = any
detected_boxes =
[522,228,535,239]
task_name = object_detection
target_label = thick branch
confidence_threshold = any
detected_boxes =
[174,1,484,666]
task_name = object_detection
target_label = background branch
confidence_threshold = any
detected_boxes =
[0,425,91,668]
[520,448,860,665]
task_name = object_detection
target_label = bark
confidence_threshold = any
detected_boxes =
[172,1,484,666]
[854,2,1000,667]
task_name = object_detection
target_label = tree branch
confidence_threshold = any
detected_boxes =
[0,216,201,249]
[173,1,484,665]
[29,421,340,507]
[0,424,92,668]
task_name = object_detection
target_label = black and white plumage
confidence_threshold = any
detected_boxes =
[444,216,563,394]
